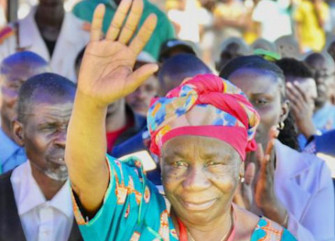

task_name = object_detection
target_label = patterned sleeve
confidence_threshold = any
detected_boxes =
[71,154,170,241]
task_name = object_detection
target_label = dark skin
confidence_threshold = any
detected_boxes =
[286,81,317,139]
[35,0,65,43]
[162,136,260,241]
[13,95,73,200]
[0,62,48,141]
[228,68,290,227]
[305,53,335,111]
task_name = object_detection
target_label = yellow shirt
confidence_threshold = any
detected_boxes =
[294,0,329,51]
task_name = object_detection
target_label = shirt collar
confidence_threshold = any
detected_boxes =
[11,161,72,219]
[0,127,22,165]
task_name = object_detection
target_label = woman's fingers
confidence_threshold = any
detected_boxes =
[293,82,308,102]
[90,4,105,41]
[129,14,157,55]
[105,0,133,41]
[118,0,144,44]
[125,63,159,94]
[245,162,256,186]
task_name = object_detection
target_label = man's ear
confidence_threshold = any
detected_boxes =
[279,99,290,124]
[12,120,24,146]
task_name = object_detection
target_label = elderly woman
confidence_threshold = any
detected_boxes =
[65,1,296,240]
[220,56,335,241]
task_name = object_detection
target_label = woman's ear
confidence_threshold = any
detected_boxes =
[12,120,25,146]
[279,99,290,124]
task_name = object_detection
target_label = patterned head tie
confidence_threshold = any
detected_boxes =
[147,74,260,160]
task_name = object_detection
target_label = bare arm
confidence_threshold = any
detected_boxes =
[65,0,158,214]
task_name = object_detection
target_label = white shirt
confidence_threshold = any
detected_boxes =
[10,161,74,241]
[252,0,292,41]
[0,7,89,82]
[274,140,335,241]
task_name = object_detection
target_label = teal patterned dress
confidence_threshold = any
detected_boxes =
[72,155,297,241]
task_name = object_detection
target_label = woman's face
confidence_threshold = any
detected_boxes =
[161,135,242,225]
[228,68,287,149]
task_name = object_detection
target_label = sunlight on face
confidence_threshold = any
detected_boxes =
[161,135,242,225]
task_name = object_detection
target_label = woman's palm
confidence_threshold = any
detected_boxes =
[77,0,158,106]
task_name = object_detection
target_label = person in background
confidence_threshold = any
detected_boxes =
[251,38,278,53]
[274,35,301,59]
[294,0,329,52]
[213,0,249,40]
[0,51,49,175]
[167,0,211,43]
[126,52,159,117]
[72,0,175,60]
[276,58,319,148]
[0,73,83,241]
[158,53,212,96]
[65,2,296,239]
[305,52,335,132]
[215,37,251,72]
[252,0,292,42]
[0,0,89,82]
[158,38,197,63]
[220,55,335,241]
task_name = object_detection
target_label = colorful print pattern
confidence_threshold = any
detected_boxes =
[72,155,296,241]
[147,74,260,156]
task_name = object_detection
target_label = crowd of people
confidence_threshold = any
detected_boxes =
[0,0,334,241]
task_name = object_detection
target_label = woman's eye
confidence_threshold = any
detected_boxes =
[206,161,222,167]
[254,99,268,105]
[173,161,188,168]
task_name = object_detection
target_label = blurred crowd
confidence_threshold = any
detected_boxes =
[0,0,334,241]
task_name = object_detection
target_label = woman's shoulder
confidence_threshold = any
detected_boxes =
[250,217,297,241]
[234,205,297,241]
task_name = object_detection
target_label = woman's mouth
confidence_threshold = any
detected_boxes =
[181,199,217,211]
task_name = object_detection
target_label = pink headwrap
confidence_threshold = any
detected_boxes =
[147,74,260,160]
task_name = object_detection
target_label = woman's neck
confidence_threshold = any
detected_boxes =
[173,207,234,241]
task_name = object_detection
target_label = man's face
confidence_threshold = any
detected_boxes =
[22,98,73,181]
[1,65,46,131]
[306,56,335,108]
[126,76,159,116]
[161,135,241,225]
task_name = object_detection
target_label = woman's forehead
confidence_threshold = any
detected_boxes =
[228,68,282,93]
[161,136,237,157]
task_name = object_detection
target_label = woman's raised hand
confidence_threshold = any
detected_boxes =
[77,0,158,107]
